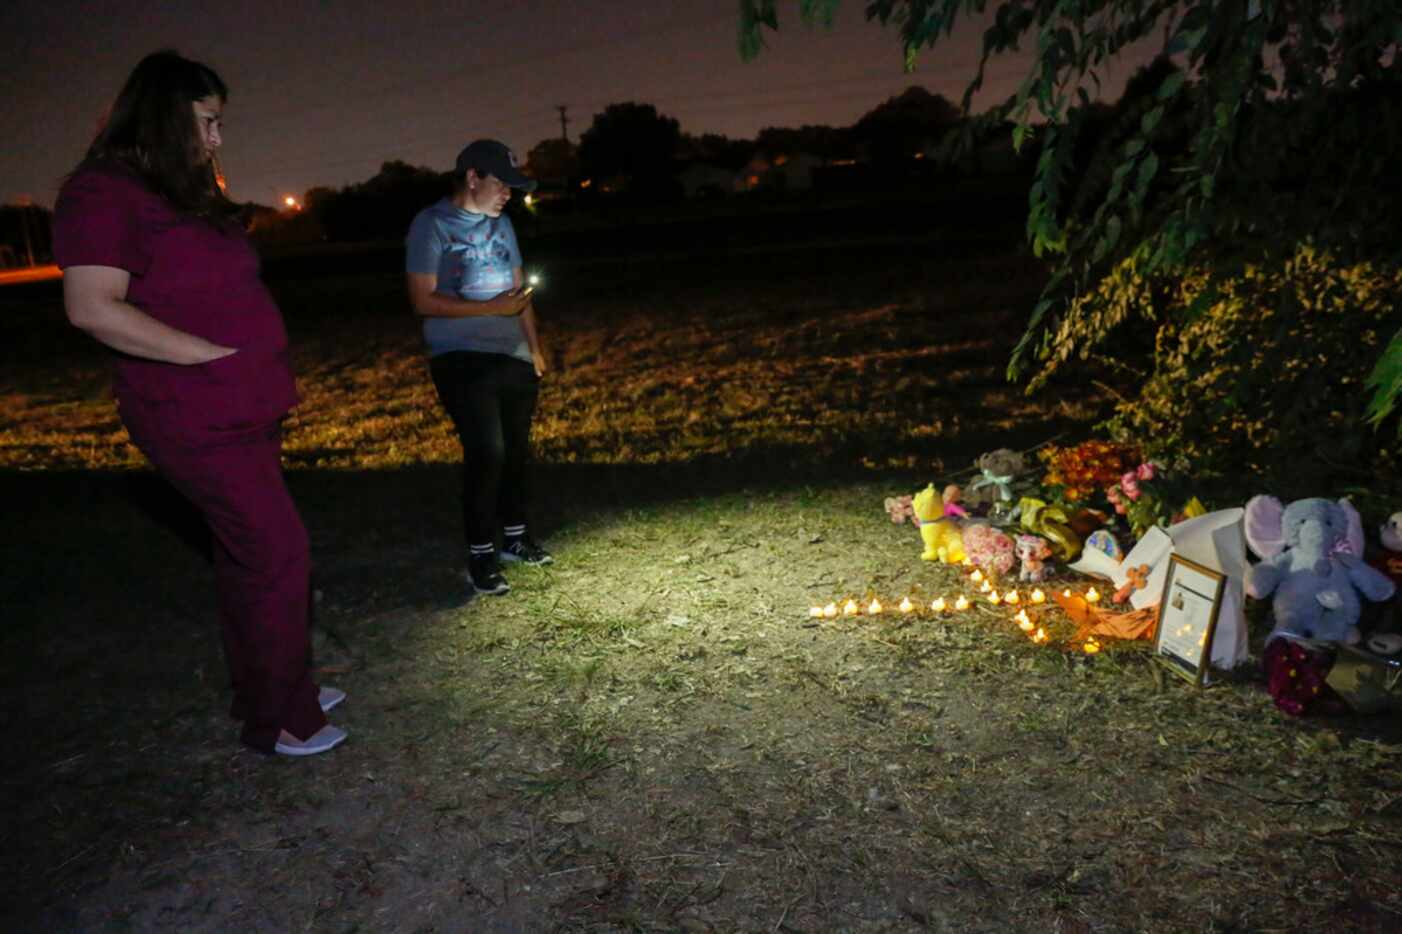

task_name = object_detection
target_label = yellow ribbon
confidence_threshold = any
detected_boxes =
[1018,496,1083,562]
[1180,496,1207,520]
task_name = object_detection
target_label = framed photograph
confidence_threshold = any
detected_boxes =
[1152,554,1226,686]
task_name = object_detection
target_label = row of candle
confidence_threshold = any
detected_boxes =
[807,574,1105,654]
[807,582,1106,618]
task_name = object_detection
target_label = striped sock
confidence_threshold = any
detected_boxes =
[469,543,495,557]
[503,524,526,543]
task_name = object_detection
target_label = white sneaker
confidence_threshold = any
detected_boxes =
[318,686,346,713]
[274,724,347,756]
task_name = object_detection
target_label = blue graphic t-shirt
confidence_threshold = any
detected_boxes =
[405,198,527,361]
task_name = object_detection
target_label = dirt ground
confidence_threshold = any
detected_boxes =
[4,205,1402,932]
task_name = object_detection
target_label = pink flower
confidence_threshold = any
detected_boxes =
[1120,472,1141,501]
[1136,462,1156,482]
[884,495,914,524]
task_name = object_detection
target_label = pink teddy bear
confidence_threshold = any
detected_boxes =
[1015,534,1053,583]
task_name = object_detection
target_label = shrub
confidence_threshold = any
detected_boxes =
[1091,244,1402,499]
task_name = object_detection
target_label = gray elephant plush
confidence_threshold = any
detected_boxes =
[1244,495,1396,644]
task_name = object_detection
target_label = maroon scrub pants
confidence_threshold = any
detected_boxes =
[118,398,327,752]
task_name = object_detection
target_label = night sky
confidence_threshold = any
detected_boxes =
[2,1,1155,208]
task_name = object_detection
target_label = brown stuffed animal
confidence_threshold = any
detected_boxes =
[965,448,1029,512]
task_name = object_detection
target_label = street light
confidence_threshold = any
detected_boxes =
[284,195,301,211]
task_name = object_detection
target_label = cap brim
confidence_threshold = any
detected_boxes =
[501,169,537,192]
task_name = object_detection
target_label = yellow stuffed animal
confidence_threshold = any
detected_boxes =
[912,483,966,563]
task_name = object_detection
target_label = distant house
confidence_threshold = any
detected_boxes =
[678,162,735,198]
[952,134,1023,176]
[976,135,1022,174]
[528,176,574,205]
[737,152,825,192]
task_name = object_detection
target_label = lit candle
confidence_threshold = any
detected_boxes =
[824,602,838,618]
[843,599,859,616]
[1062,588,1072,598]
[867,598,883,615]
[899,597,914,614]
[809,606,823,618]
[1033,627,1048,643]
[954,595,970,611]
[1031,588,1046,604]
[1085,587,1101,604]
[1017,610,1033,632]
[1004,590,1019,604]
[961,557,973,567]
[931,597,947,612]
[970,569,984,583]
[988,591,1002,605]
[1084,640,1101,654]
[979,580,993,593]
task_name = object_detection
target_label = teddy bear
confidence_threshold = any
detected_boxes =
[1015,534,1053,582]
[1372,511,1402,593]
[912,483,966,564]
[965,448,1030,519]
[1245,495,1396,644]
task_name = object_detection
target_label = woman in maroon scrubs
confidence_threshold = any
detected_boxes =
[53,51,345,756]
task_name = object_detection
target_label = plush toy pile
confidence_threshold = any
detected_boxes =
[882,441,1401,716]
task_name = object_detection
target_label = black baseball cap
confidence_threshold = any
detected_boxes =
[454,139,537,191]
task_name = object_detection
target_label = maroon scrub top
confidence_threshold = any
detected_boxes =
[53,163,297,432]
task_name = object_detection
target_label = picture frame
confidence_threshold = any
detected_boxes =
[1152,554,1226,687]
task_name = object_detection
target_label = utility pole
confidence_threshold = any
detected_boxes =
[15,196,35,267]
[556,105,570,142]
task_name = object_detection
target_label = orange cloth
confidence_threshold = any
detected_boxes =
[1086,606,1158,641]
[1053,590,1157,641]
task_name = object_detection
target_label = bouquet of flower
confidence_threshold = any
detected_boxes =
[1038,440,1142,505]
[1105,461,1172,540]
[963,524,1016,576]
[884,494,915,524]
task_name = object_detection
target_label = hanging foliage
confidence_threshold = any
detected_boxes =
[740,1,1402,426]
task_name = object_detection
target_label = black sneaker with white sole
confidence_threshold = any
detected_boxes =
[467,554,511,595]
[500,537,554,565]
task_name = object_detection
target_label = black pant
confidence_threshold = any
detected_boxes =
[429,351,539,547]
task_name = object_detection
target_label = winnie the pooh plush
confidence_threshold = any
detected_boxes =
[912,484,966,564]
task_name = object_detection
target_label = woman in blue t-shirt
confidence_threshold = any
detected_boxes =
[405,139,552,599]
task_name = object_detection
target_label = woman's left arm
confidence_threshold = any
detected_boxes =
[514,267,547,377]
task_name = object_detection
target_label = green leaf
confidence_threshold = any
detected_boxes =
[1141,106,1164,135]
[737,0,777,60]
[1105,214,1122,251]
[1137,152,1161,192]
[1093,214,1122,263]
[798,0,837,28]
[1166,26,1202,55]
[1157,70,1187,101]
[1365,327,1402,432]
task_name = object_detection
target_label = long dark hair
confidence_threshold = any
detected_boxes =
[81,50,238,222]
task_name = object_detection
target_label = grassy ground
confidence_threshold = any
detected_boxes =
[3,210,1402,932]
